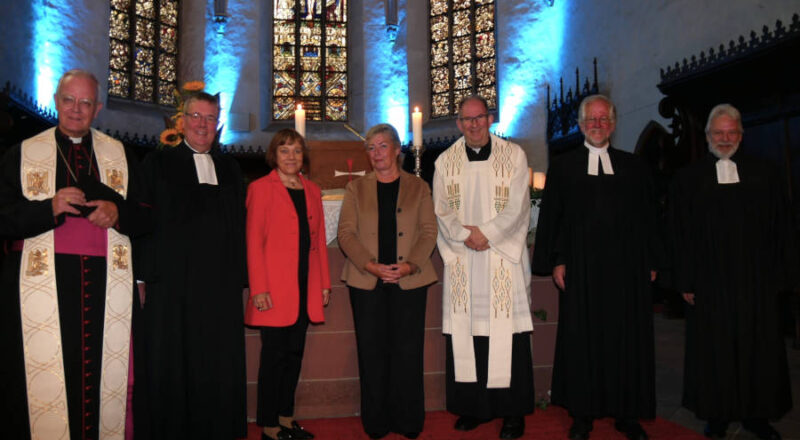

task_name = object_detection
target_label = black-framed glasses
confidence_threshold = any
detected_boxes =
[458,114,488,124]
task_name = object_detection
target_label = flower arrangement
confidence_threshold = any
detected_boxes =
[158,81,207,148]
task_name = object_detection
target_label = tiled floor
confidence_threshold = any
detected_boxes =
[654,314,800,439]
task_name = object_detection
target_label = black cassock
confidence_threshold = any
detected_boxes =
[134,143,247,439]
[0,130,148,440]
[533,147,659,419]
[669,153,795,421]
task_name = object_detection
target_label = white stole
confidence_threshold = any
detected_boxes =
[19,127,133,439]
[438,138,515,388]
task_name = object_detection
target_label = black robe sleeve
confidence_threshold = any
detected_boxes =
[532,157,567,275]
[0,144,59,240]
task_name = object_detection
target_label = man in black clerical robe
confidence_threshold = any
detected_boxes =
[669,104,795,440]
[533,95,659,440]
[133,92,247,439]
[0,69,149,440]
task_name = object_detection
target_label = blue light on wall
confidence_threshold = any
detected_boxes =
[495,1,565,136]
[33,0,70,110]
[363,3,409,143]
[204,10,242,145]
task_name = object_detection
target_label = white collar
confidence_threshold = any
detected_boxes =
[584,142,614,176]
[715,158,739,184]
[185,140,210,154]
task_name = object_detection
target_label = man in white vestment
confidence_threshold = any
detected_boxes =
[0,69,144,440]
[433,95,534,440]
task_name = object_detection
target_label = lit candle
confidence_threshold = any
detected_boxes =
[533,171,546,190]
[528,168,533,188]
[295,104,306,138]
[412,106,423,150]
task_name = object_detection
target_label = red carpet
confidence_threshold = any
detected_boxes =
[246,407,705,439]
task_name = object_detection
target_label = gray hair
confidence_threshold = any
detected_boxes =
[705,103,743,134]
[457,94,490,116]
[365,123,401,148]
[578,94,616,122]
[183,91,221,115]
[56,69,101,103]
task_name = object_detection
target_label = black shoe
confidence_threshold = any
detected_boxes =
[703,420,728,438]
[614,419,648,440]
[281,421,313,439]
[499,416,525,439]
[402,433,420,439]
[568,417,593,440]
[454,415,492,431]
[366,432,388,439]
[742,420,782,440]
[261,427,294,440]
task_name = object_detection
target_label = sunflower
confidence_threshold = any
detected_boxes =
[174,116,184,134]
[159,128,182,147]
[182,81,205,92]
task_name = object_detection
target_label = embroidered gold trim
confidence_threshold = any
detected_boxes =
[443,147,464,177]
[105,169,125,195]
[26,170,49,196]
[494,184,509,213]
[492,143,513,178]
[25,248,49,277]
[446,182,461,211]
[450,257,469,314]
[491,259,512,318]
[111,245,129,271]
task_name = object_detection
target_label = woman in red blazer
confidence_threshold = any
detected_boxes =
[245,129,331,440]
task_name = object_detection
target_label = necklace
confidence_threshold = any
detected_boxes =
[283,178,302,188]
[56,141,94,182]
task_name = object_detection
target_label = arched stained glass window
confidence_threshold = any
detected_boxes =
[430,0,497,118]
[108,0,180,106]
[272,0,348,122]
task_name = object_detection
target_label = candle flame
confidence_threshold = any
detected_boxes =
[297,104,303,110]
[414,106,420,113]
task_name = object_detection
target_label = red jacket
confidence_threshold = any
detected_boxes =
[244,170,330,326]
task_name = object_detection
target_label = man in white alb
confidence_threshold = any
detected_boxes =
[433,95,534,440]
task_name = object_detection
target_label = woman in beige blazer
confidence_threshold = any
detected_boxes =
[338,124,438,440]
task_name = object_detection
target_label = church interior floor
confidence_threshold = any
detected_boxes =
[654,314,800,439]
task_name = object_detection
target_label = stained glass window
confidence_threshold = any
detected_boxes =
[429,0,497,118]
[108,0,180,106]
[273,0,348,122]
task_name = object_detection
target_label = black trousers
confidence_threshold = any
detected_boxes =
[445,332,535,419]
[349,284,428,435]
[256,312,310,427]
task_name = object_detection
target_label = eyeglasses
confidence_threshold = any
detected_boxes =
[582,117,613,126]
[186,112,219,124]
[458,114,489,124]
[59,95,95,112]
[709,129,742,139]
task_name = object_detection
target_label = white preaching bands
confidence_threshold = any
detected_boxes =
[584,142,614,176]
[715,159,740,184]
[185,141,219,185]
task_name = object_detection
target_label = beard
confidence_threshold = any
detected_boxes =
[709,142,739,159]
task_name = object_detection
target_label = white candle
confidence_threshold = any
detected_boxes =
[412,106,423,149]
[533,171,546,190]
[295,104,306,138]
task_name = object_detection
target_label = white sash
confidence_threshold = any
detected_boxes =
[20,127,133,439]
